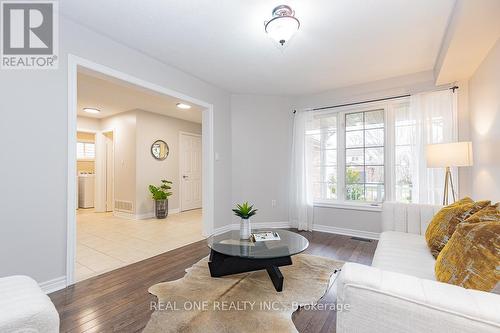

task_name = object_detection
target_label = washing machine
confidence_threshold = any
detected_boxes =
[78,174,95,208]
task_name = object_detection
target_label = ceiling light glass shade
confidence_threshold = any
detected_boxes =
[265,5,300,47]
[176,103,192,109]
[83,108,100,114]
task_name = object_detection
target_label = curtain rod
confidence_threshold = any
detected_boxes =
[293,85,459,114]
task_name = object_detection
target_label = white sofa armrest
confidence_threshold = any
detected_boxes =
[336,263,500,333]
[0,275,59,333]
[382,202,441,235]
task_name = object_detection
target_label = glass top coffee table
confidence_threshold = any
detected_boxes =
[207,229,309,292]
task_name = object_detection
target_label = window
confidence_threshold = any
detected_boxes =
[345,110,385,202]
[308,100,401,205]
[77,142,95,160]
[304,90,456,207]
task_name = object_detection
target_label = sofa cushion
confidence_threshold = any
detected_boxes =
[425,198,490,258]
[462,203,500,224]
[372,231,436,280]
[435,206,500,291]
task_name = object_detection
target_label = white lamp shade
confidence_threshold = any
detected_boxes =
[426,142,473,168]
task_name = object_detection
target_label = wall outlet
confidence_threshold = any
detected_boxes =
[271,199,277,208]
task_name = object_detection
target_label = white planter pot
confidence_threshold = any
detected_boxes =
[240,218,251,240]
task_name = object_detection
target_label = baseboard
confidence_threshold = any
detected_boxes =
[213,221,292,235]
[313,224,380,240]
[115,208,181,220]
[113,211,136,219]
[39,276,66,294]
[213,224,234,235]
[134,212,155,219]
[251,221,292,229]
[214,222,379,240]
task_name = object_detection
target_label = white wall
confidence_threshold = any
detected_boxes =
[469,39,500,202]
[77,116,101,131]
[294,71,437,110]
[0,17,232,285]
[229,69,484,236]
[136,110,202,215]
[229,73,453,234]
[456,79,473,198]
[230,74,448,234]
[231,95,293,224]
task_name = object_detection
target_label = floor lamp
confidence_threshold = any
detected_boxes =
[426,142,473,205]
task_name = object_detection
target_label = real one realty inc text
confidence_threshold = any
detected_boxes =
[151,300,350,312]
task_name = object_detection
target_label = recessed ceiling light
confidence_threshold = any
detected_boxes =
[176,103,192,109]
[83,108,101,114]
[264,5,300,47]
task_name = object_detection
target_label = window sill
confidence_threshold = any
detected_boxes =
[313,201,383,212]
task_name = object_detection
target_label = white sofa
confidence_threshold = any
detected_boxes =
[0,275,59,333]
[336,202,500,333]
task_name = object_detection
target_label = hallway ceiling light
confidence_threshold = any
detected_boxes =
[83,108,100,114]
[176,103,192,109]
[264,5,300,47]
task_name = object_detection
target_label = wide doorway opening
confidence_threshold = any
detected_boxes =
[67,57,214,284]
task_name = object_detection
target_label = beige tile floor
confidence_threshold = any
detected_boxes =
[76,208,204,282]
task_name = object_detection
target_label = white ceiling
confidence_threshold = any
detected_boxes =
[62,0,456,95]
[435,0,500,84]
[77,69,203,123]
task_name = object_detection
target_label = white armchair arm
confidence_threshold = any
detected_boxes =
[336,263,500,333]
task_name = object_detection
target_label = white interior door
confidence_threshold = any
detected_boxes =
[180,132,202,211]
[104,132,114,212]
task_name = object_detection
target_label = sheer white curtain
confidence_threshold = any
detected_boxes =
[408,89,458,204]
[289,110,314,231]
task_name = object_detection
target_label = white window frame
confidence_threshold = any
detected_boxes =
[312,97,409,211]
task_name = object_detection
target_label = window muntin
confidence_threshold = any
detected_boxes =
[345,110,385,202]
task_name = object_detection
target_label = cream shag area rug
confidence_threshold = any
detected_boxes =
[144,254,343,333]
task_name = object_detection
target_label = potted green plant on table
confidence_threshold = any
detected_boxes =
[232,202,258,239]
[149,180,173,219]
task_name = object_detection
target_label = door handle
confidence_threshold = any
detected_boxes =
[183,175,188,179]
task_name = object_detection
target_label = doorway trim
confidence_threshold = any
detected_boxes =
[179,131,203,212]
[67,54,215,286]
[95,129,115,213]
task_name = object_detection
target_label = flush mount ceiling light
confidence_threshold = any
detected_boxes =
[83,108,100,114]
[264,5,300,47]
[176,103,192,109]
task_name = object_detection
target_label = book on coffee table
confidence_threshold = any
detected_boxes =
[251,231,281,242]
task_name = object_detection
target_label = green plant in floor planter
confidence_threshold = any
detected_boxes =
[149,180,173,219]
[233,202,258,239]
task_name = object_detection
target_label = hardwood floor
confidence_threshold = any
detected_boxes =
[50,230,377,332]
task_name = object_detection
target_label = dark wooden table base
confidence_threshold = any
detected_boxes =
[208,249,293,291]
